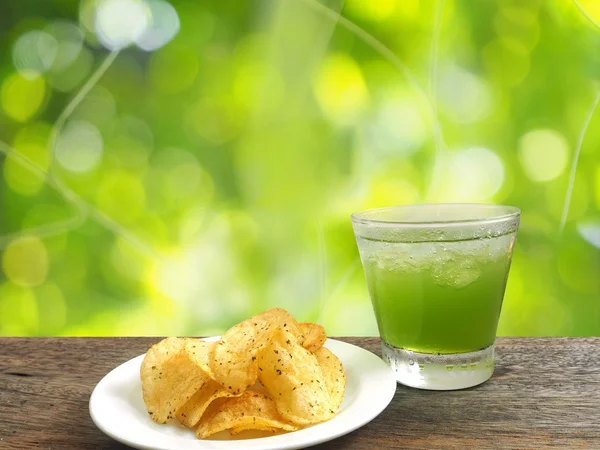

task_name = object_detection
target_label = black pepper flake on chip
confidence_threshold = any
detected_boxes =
[274,350,279,354]
[286,339,291,345]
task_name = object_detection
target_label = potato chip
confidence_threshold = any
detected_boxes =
[140,337,185,422]
[141,338,211,423]
[176,379,236,427]
[298,322,326,352]
[314,347,345,409]
[196,391,299,439]
[174,341,237,427]
[258,326,336,426]
[210,308,299,395]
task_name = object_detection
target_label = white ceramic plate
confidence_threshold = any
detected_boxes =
[90,338,396,450]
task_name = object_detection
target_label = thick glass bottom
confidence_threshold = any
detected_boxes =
[381,341,495,390]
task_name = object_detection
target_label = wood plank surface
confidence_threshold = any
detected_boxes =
[0,337,599,449]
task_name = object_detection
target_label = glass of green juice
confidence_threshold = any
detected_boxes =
[351,204,520,390]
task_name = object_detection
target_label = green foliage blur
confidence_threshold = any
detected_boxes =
[0,0,599,337]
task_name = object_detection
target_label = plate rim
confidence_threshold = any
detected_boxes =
[89,337,396,450]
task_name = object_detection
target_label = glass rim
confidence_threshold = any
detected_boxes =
[351,203,521,227]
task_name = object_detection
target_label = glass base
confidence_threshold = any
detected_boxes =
[381,341,495,390]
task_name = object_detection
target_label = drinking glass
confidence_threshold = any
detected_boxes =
[352,204,520,390]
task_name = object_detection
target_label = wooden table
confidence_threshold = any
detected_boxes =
[1,337,599,449]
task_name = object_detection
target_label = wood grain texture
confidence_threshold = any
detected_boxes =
[0,337,599,449]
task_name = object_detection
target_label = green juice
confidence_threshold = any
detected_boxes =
[358,232,516,354]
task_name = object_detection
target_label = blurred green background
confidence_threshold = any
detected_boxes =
[0,0,599,337]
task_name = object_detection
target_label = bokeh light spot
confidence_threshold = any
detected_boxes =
[109,237,146,281]
[47,47,93,92]
[1,71,46,122]
[164,163,203,200]
[149,44,199,93]
[233,63,286,114]
[79,0,97,33]
[135,0,180,51]
[439,65,493,124]
[178,207,210,245]
[95,0,150,50]
[2,237,49,287]
[55,120,103,173]
[44,21,85,73]
[483,37,530,86]
[186,98,241,144]
[4,122,51,196]
[577,221,600,249]
[0,283,39,335]
[518,129,569,182]
[71,85,116,126]
[315,53,368,125]
[96,170,146,224]
[134,213,168,246]
[368,177,421,209]
[436,147,505,201]
[366,94,427,156]
[152,147,214,202]
[557,242,597,294]
[12,30,58,76]
[494,11,540,52]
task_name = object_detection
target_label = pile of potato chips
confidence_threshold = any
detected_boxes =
[140,308,346,439]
